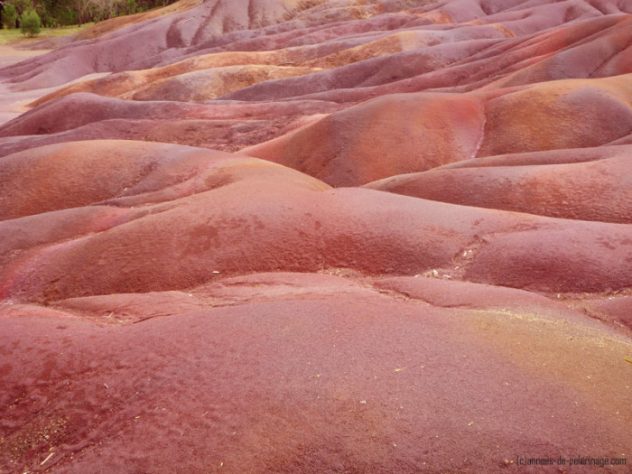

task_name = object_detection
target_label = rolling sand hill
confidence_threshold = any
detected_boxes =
[0,0,631,472]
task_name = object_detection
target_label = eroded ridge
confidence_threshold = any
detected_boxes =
[1,0,631,472]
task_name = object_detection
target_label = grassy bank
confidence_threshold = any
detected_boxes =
[0,24,90,45]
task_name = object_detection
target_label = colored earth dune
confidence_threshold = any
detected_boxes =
[1,0,631,472]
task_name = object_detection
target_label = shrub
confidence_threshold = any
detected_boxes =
[20,8,41,36]
[126,0,138,15]
[55,8,78,26]
[2,3,18,29]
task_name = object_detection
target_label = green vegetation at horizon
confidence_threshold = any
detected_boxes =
[1,0,177,29]
[0,23,88,43]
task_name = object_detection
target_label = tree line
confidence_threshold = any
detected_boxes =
[1,0,177,29]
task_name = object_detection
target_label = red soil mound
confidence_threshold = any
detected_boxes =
[477,75,632,156]
[0,93,340,156]
[367,145,632,223]
[2,276,631,473]
[242,74,632,185]
[2,141,632,304]
[1,0,632,472]
[0,0,308,88]
[243,92,486,186]
[131,65,319,102]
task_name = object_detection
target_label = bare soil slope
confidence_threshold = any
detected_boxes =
[1,0,631,472]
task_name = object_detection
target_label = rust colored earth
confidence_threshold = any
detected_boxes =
[1,0,631,472]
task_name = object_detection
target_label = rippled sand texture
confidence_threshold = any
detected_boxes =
[1,0,632,472]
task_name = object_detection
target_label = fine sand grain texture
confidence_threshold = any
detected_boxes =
[1,0,631,472]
